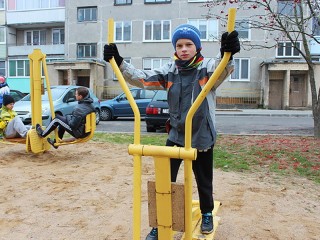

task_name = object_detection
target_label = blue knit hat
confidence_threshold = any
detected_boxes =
[172,24,201,51]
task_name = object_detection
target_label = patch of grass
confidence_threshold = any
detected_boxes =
[92,133,320,183]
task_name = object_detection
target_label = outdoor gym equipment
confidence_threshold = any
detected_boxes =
[29,49,96,149]
[2,49,96,152]
[107,8,236,239]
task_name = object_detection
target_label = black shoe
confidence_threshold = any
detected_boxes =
[145,227,158,240]
[47,138,58,149]
[35,124,43,137]
[201,213,213,234]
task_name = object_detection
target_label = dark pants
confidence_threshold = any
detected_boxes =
[167,139,214,214]
[42,115,74,139]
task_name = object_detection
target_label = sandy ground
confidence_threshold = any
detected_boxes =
[0,141,319,240]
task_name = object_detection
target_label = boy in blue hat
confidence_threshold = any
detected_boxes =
[104,24,240,239]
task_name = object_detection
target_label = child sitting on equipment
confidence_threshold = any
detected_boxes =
[35,86,95,149]
[0,95,29,138]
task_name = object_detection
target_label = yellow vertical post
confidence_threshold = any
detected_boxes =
[28,49,45,126]
[183,8,236,239]
[107,18,142,240]
[154,156,173,239]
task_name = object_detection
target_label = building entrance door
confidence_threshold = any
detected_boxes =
[269,79,283,109]
[77,77,90,88]
[289,75,306,107]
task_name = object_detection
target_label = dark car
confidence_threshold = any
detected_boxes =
[145,90,169,132]
[10,90,27,102]
[100,88,157,121]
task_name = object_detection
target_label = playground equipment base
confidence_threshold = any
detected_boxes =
[180,200,221,240]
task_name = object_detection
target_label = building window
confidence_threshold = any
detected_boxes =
[277,42,300,57]
[312,17,320,36]
[235,19,250,40]
[7,0,65,10]
[0,27,5,43]
[114,0,132,5]
[0,61,5,76]
[115,21,132,42]
[26,30,46,45]
[77,7,97,22]
[52,28,64,44]
[144,20,171,41]
[145,0,171,3]
[278,0,301,17]
[114,58,131,80]
[0,0,4,9]
[188,19,218,41]
[143,58,170,70]
[9,60,30,77]
[77,43,97,58]
[231,58,249,81]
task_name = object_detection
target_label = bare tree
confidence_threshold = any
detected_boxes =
[203,0,320,138]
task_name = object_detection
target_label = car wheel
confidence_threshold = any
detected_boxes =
[100,107,113,121]
[146,126,156,132]
[95,109,100,125]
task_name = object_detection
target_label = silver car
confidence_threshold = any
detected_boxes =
[14,85,101,126]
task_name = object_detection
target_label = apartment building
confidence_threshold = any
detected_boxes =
[2,0,320,110]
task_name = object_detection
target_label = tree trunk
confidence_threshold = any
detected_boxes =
[313,103,320,139]
[307,66,320,139]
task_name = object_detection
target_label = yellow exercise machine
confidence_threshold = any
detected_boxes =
[27,49,96,149]
[108,8,236,240]
[2,49,96,152]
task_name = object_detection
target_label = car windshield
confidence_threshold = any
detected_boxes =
[20,88,67,101]
[153,90,167,101]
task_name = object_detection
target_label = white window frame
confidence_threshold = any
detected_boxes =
[235,19,251,41]
[277,0,301,17]
[230,58,250,82]
[143,20,171,42]
[77,6,97,22]
[0,61,6,76]
[0,27,6,43]
[114,0,132,5]
[188,0,212,2]
[143,58,170,70]
[276,41,301,58]
[52,28,64,44]
[188,19,218,41]
[0,0,4,9]
[145,0,171,3]
[114,21,132,43]
[25,30,46,45]
[77,43,97,58]
[9,59,30,77]
[7,0,65,10]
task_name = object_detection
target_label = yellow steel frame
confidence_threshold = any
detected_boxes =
[25,49,96,152]
[107,8,236,240]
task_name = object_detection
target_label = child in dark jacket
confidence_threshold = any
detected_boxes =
[36,86,95,148]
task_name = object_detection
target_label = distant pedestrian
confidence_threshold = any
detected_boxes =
[0,76,10,106]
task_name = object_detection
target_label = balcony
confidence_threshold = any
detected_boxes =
[6,8,65,27]
[8,44,64,56]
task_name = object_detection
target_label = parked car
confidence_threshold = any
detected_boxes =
[145,90,169,132]
[13,85,101,126]
[100,88,157,121]
[10,89,27,102]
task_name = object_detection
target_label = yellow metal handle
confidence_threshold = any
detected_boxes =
[183,8,237,240]
[107,18,141,145]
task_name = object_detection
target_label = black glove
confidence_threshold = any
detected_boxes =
[103,43,123,67]
[220,30,240,60]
